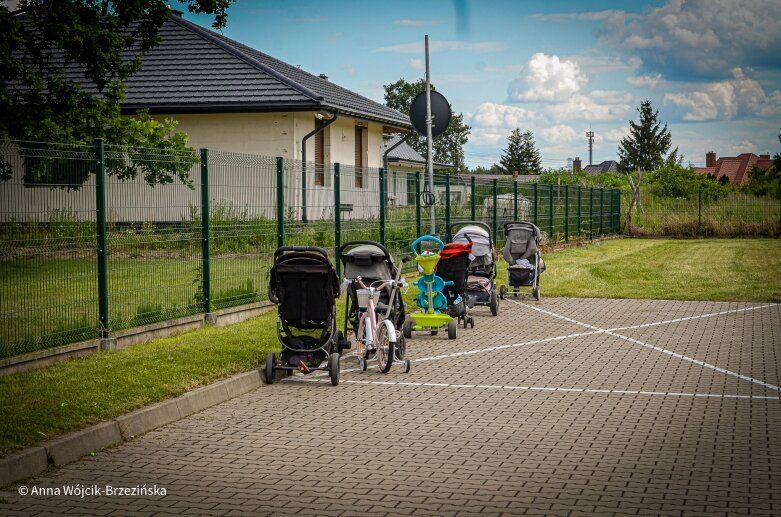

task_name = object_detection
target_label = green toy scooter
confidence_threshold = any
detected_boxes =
[402,235,458,340]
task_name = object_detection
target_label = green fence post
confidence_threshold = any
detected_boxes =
[94,139,109,340]
[276,157,284,248]
[334,163,341,277]
[445,173,451,232]
[597,188,603,236]
[492,179,498,240]
[415,171,422,237]
[379,168,386,246]
[564,185,569,241]
[470,175,476,220]
[548,184,554,239]
[200,149,211,314]
[589,187,594,240]
[577,186,582,237]
[697,185,702,236]
[533,183,538,227]
[513,180,518,220]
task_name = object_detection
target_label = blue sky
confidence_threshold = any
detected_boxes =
[184,0,781,169]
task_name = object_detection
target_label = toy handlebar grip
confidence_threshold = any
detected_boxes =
[410,235,445,256]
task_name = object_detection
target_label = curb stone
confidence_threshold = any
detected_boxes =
[0,368,264,488]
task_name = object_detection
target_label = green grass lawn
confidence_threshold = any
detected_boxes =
[2,237,780,456]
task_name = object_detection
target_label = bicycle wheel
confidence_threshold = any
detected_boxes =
[376,322,395,374]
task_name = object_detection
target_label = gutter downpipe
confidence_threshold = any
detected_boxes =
[301,111,338,223]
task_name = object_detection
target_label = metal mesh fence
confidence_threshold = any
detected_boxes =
[1,140,99,358]
[2,139,628,360]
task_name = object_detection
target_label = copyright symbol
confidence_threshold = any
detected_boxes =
[18,486,28,496]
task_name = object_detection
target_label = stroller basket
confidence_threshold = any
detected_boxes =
[355,288,381,309]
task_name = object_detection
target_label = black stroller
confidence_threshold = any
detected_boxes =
[340,241,410,372]
[447,221,500,316]
[499,221,545,301]
[266,246,345,386]
[436,241,475,328]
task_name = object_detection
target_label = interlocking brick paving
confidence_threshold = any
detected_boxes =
[2,298,779,516]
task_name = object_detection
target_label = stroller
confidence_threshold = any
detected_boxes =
[500,221,545,301]
[447,221,500,316]
[435,241,475,328]
[340,241,409,370]
[266,246,345,386]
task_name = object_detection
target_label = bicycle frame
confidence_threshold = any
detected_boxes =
[354,277,396,357]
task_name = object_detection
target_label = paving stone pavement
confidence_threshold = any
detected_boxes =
[2,297,780,516]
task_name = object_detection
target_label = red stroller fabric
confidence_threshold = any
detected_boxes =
[439,242,472,260]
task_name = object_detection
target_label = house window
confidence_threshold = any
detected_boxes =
[314,118,325,186]
[355,125,366,189]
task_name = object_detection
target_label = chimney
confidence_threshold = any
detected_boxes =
[573,157,582,172]
[706,151,716,167]
[760,153,770,160]
[318,73,328,81]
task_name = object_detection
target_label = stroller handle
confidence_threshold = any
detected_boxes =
[447,220,493,246]
[503,221,541,235]
[410,235,444,256]
[274,246,330,260]
[338,240,393,263]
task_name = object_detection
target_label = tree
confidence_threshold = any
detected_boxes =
[1,0,234,186]
[383,78,471,172]
[617,100,674,234]
[499,129,541,175]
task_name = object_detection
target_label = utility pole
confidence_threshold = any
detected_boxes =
[586,128,594,166]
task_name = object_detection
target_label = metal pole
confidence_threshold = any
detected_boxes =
[577,186,582,237]
[415,171,422,237]
[276,157,284,248]
[95,139,109,340]
[697,185,702,236]
[533,183,538,227]
[564,185,569,241]
[548,184,554,239]
[492,179,498,241]
[445,173,451,231]
[334,163,341,277]
[425,35,435,235]
[589,187,594,240]
[379,168,386,246]
[599,188,604,236]
[200,149,210,314]
[513,180,518,221]
[470,175,476,221]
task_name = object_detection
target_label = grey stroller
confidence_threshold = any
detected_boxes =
[448,221,500,316]
[499,221,545,301]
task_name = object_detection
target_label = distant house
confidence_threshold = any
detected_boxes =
[694,152,774,185]
[582,161,619,174]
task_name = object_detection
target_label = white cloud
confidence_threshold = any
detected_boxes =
[597,0,781,78]
[547,93,632,123]
[626,73,663,89]
[566,53,641,74]
[541,125,578,145]
[374,41,507,53]
[467,102,538,145]
[393,18,448,27]
[590,90,634,104]
[508,53,587,102]
[532,10,628,22]
[663,67,781,120]
[407,58,423,71]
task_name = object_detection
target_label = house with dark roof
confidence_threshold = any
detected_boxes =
[694,152,774,185]
[582,161,619,174]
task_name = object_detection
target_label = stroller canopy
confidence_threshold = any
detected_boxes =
[503,223,540,263]
[453,225,493,264]
[341,244,395,281]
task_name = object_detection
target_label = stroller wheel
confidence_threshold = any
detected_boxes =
[404,359,411,373]
[430,330,438,336]
[403,319,413,339]
[489,291,499,316]
[447,321,457,340]
[533,286,541,301]
[358,357,367,371]
[264,352,275,385]
[469,317,475,329]
[499,285,506,300]
[329,353,340,386]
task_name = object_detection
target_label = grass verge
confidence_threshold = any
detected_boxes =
[2,237,780,456]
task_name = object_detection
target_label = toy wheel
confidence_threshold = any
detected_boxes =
[490,291,499,316]
[499,285,506,300]
[447,321,457,339]
[403,319,413,339]
[533,286,541,301]
[358,357,367,371]
[264,352,275,384]
[404,359,411,373]
[376,325,394,374]
[395,333,406,360]
[329,353,340,386]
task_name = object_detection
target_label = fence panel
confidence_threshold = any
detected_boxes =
[1,140,99,357]
[103,144,201,331]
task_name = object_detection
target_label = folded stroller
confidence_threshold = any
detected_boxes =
[265,246,345,386]
[436,242,474,328]
[500,221,545,301]
[447,221,500,316]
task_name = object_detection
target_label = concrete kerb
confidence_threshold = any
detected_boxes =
[0,368,265,489]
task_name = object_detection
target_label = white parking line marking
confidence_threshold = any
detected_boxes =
[608,303,778,331]
[509,299,781,392]
[291,377,780,401]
